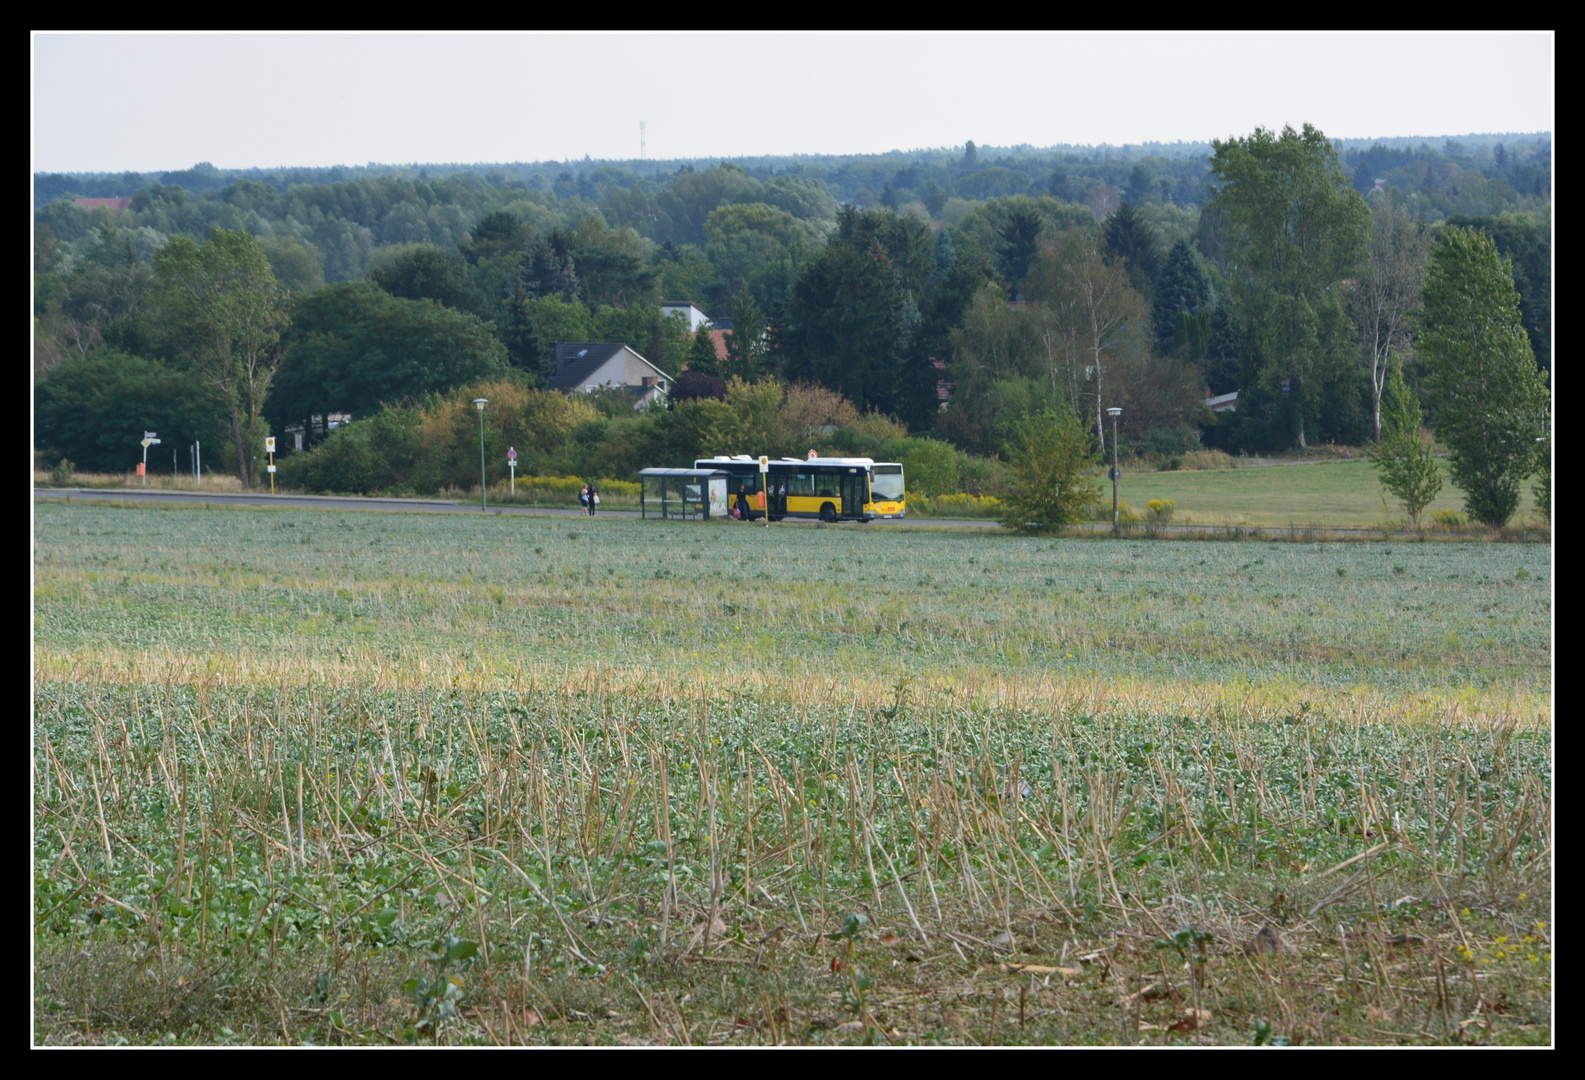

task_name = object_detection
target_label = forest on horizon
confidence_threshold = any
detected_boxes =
[34,126,1551,497]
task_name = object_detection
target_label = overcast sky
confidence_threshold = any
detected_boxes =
[32,32,1554,173]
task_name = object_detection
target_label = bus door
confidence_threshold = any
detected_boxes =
[769,467,788,519]
[840,470,864,518]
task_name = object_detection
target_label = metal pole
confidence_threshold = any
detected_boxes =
[1111,414,1120,529]
[196,441,201,484]
[479,408,487,512]
[142,443,148,486]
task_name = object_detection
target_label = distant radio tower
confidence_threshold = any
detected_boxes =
[640,120,646,161]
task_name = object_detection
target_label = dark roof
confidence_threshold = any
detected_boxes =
[549,343,627,391]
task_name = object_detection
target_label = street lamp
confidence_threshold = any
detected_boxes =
[1106,407,1122,529]
[473,399,488,511]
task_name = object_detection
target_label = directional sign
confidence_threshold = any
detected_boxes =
[265,437,276,453]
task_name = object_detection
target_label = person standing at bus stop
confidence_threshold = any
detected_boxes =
[737,482,751,521]
[587,481,599,516]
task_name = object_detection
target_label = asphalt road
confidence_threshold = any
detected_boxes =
[32,487,1000,528]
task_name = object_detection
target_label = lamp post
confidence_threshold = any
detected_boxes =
[473,399,488,511]
[1106,407,1122,529]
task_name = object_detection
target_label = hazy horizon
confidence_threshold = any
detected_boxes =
[32,129,1555,179]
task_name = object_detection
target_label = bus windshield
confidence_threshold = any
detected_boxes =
[871,466,904,502]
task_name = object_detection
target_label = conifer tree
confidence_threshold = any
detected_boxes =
[686,326,722,378]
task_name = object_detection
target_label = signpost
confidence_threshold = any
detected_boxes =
[759,455,769,528]
[265,436,277,494]
[508,447,517,495]
[140,432,160,486]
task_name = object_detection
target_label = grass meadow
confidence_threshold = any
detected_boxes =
[32,501,1552,1045]
[1115,459,1543,529]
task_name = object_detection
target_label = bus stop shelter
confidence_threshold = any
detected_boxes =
[638,468,730,520]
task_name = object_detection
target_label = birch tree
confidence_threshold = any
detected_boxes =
[1352,200,1431,441]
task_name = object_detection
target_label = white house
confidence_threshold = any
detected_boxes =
[548,343,674,409]
[660,301,711,332]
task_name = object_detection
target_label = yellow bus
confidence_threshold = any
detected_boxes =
[693,455,906,523]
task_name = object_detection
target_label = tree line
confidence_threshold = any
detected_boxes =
[35,125,1550,525]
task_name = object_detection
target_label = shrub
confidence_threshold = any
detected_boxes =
[48,458,75,486]
[910,492,1003,518]
[1146,499,1176,524]
[880,436,960,497]
[670,370,727,402]
[1139,424,1202,457]
[999,409,1102,531]
[1181,449,1245,470]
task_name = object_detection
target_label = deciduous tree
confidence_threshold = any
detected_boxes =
[1368,364,1440,528]
[153,228,287,484]
[1000,407,1102,531]
[1024,228,1150,448]
[1352,201,1430,441]
[1209,125,1369,449]
[367,242,474,311]
[267,283,507,439]
[1420,226,1549,526]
